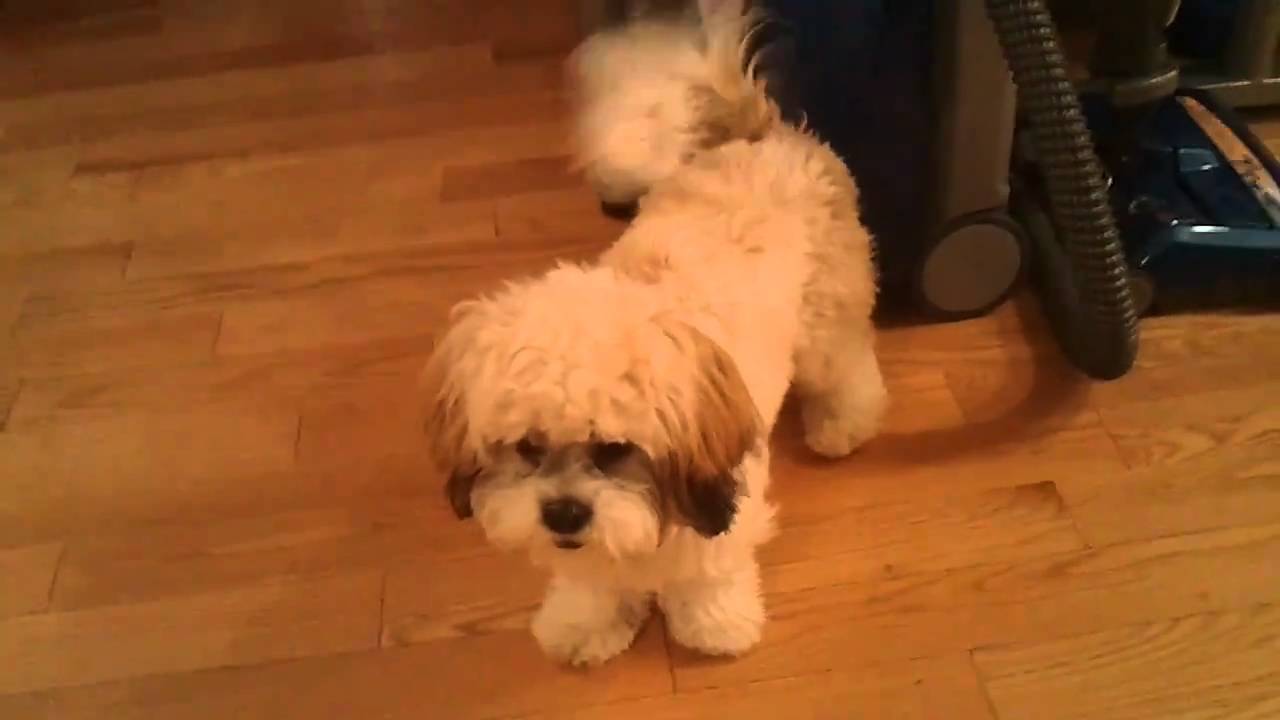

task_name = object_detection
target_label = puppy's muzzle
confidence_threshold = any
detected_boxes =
[541,497,592,543]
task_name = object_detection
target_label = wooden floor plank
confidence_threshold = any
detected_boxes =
[2,122,567,257]
[0,44,499,146]
[496,186,627,245]
[0,171,141,255]
[50,499,476,612]
[296,377,427,470]
[0,570,382,695]
[0,543,62,619]
[0,0,160,56]
[12,622,672,720]
[1093,314,1280,406]
[6,334,433,430]
[440,155,578,202]
[942,346,1100,432]
[0,0,580,103]
[1057,440,1280,546]
[9,451,441,550]
[1097,382,1280,468]
[1,282,27,339]
[382,552,547,648]
[12,308,222,378]
[0,380,18,430]
[0,243,133,291]
[0,692,49,720]
[975,604,1280,720]
[762,481,1084,594]
[73,89,568,174]
[674,524,1280,690]
[214,238,601,356]
[523,654,994,720]
[0,406,299,544]
[944,305,1280,415]
[126,200,496,280]
[0,147,79,206]
[767,407,1126,513]
[22,238,515,325]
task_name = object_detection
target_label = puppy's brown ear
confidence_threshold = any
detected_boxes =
[654,321,761,537]
[443,468,478,519]
[420,307,483,520]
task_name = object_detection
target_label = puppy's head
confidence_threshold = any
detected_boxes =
[420,265,760,560]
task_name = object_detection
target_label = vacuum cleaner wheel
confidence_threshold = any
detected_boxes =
[916,210,1026,319]
[1127,269,1157,317]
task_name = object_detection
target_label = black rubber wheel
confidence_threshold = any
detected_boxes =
[1128,269,1157,317]
[914,210,1028,321]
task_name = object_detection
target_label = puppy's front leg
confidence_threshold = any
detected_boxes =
[659,557,764,657]
[531,575,650,667]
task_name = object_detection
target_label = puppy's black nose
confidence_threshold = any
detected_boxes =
[600,199,638,220]
[540,498,592,535]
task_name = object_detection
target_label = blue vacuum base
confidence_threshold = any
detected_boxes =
[1081,88,1280,313]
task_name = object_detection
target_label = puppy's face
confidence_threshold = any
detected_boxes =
[453,435,664,559]
[421,268,761,560]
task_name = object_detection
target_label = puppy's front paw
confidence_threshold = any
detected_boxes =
[661,571,764,657]
[531,587,649,667]
[532,612,643,667]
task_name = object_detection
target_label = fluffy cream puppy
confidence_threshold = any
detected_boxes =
[421,5,886,667]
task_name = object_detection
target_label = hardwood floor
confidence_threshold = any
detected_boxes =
[2,2,1278,718]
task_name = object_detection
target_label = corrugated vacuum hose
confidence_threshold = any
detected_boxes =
[984,0,1140,380]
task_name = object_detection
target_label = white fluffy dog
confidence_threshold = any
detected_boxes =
[421,3,886,667]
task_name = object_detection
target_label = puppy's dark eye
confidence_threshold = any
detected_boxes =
[589,441,634,471]
[516,436,545,464]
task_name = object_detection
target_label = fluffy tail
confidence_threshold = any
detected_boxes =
[690,9,780,148]
[567,5,780,204]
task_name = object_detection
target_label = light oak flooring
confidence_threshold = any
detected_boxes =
[2,2,1279,718]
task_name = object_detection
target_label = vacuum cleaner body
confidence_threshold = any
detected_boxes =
[1084,88,1280,312]
[758,0,1027,322]
[754,0,942,312]
[763,0,1140,382]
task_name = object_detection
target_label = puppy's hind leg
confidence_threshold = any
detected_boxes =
[794,316,888,459]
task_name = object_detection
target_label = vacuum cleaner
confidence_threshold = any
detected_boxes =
[753,0,1140,380]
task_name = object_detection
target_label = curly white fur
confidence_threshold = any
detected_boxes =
[568,0,775,205]
[570,18,709,203]
[421,5,886,667]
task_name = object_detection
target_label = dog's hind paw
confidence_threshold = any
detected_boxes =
[802,405,881,458]
[800,379,887,459]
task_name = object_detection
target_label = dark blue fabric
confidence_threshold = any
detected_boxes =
[1168,0,1243,60]
[757,0,935,292]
